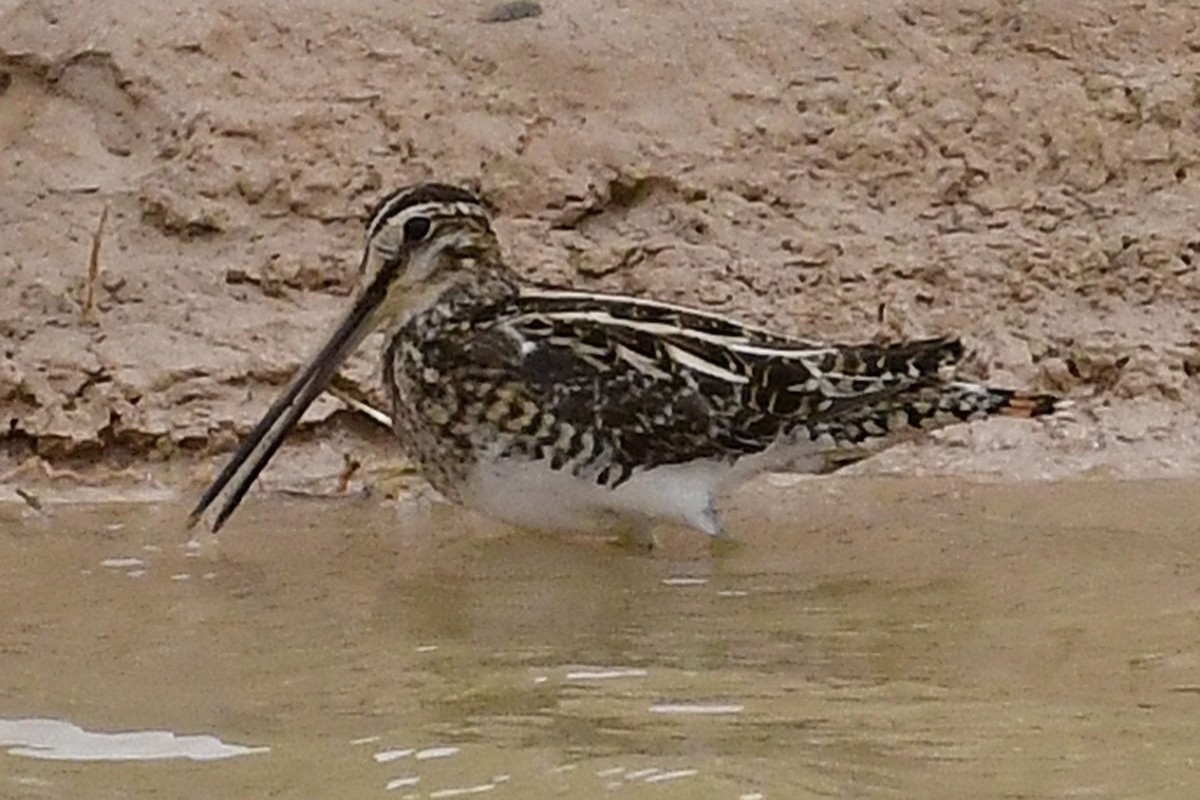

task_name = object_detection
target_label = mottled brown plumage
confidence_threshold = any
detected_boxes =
[192,182,1060,539]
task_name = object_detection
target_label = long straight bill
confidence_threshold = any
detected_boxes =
[189,285,384,532]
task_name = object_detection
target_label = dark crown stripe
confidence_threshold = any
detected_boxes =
[366,183,483,240]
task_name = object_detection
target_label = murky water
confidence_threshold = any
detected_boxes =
[1,477,1198,798]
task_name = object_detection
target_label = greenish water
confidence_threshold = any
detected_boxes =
[1,477,1198,798]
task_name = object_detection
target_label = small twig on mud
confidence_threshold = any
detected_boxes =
[872,301,889,342]
[335,453,361,494]
[14,487,44,512]
[325,384,393,429]
[83,203,109,322]
[0,455,143,486]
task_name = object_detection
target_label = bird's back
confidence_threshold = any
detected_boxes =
[385,285,1056,506]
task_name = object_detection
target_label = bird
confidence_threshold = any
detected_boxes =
[190,182,1060,545]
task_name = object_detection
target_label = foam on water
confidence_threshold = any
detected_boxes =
[0,718,269,762]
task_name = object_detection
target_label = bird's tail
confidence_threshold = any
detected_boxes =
[946,382,1062,419]
[808,380,1064,458]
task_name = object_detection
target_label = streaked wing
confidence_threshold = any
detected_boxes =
[424,289,967,485]
[517,287,821,348]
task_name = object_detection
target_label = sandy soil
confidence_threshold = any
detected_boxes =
[2,0,1200,498]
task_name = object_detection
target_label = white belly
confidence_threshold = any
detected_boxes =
[463,456,728,538]
[460,437,828,539]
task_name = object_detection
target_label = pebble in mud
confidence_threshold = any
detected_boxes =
[479,1,542,23]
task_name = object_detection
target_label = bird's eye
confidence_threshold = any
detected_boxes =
[403,216,431,243]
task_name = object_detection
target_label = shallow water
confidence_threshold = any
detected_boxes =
[1,477,1198,798]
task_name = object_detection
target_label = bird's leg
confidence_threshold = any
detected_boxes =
[607,522,659,552]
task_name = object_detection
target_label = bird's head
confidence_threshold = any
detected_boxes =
[189,182,506,532]
[356,182,503,329]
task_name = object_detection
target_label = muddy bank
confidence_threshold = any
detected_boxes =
[2,0,1200,498]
